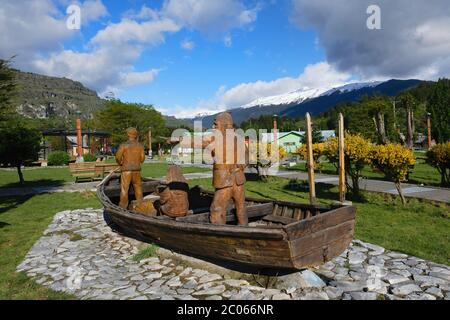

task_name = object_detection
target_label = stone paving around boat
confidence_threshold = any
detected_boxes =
[17,209,450,300]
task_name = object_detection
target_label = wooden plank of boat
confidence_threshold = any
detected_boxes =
[283,205,356,240]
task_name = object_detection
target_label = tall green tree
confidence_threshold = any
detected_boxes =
[0,58,17,120]
[397,92,418,148]
[92,100,166,148]
[0,118,42,185]
[428,78,450,143]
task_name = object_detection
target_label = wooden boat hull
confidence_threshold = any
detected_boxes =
[98,175,356,271]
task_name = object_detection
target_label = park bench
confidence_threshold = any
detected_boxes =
[69,162,120,182]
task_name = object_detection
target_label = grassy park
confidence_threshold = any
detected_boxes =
[1,173,448,299]
[0,162,210,189]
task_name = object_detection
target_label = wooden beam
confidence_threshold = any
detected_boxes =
[305,113,316,204]
[338,113,346,203]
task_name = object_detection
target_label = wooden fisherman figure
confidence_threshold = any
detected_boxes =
[158,165,189,217]
[115,127,145,208]
[204,112,248,226]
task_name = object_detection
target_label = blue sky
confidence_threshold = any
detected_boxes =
[2,0,449,117]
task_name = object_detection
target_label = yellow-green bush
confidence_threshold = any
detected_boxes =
[323,134,373,194]
[295,142,325,171]
[371,143,416,204]
[426,142,450,187]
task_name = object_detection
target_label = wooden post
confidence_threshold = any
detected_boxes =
[76,118,82,156]
[427,114,432,150]
[305,113,316,204]
[338,113,346,203]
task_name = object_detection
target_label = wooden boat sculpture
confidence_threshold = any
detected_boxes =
[98,175,356,271]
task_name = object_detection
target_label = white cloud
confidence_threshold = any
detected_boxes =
[30,5,181,94]
[180,39,195,50]
[290,0,450,80]
[91,18,179,47]
[78,0,108,24]
[162,0,259,36]
[0,0,73,66]
[119,69,160,87]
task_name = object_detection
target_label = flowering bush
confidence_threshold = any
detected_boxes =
[426,142,450,187]
[323,134,373,194]
[295,143,325,171]
[371,143,416,204]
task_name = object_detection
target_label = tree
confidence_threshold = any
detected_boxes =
[92,100,166,149]
[248,142,286,181]
[426,142,450,187]
[0,119,42,185]
[324,134,373,195]
[0,58,17,121]
[299,127,324,144]
[371,143,416,205]
[397,92,418,148]
[428,78,450,143]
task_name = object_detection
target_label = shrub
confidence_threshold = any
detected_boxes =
[324,134,373,194]
[83,154,97,162]
[371,143,416,204]
[47,151,70,166]
[426,142,450,187]
[295,143,325,172]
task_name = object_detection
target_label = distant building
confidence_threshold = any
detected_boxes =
[261,130,336,153]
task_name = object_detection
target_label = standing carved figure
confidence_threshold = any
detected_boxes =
[116,128,145,208]
[205,112,248,226]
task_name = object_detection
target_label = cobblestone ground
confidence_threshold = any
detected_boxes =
[17,209,450,300]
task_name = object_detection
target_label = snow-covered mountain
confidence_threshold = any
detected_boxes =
[242,81,384,109]
[190,79,422,126]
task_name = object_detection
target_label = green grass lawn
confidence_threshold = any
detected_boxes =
[287,158,442,187]
[0,192,102,299]
[190,177,450,265]
[0,163,211,189]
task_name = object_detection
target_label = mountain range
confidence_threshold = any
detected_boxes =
[12,69,423,128]
[191,79,423,127]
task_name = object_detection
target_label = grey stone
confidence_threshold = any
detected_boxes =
[329,281,366,292]
[428,272,450,281]
[425,287,443,298]
[272,293,291,300]
[413,275,446,287]
[192,285,226,296]
[391,284,422,296]
[350,292,377,300]
[391,269,412,278]
[300,291,329,300]
[205,295,222,300]
[198,273,222,284]
[183,279,198,290]
[348,252,366,265]
[387,252,408,259]
[383,274,410,285]
[325,287,344,299]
